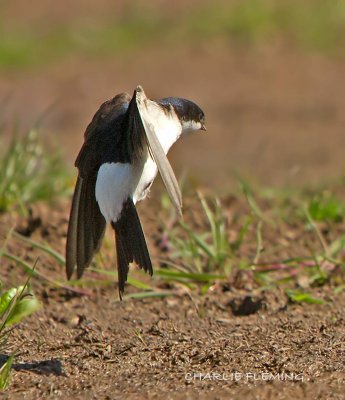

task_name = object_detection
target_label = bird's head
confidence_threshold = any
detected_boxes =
[160,97,206,134]
[181,104,206,134]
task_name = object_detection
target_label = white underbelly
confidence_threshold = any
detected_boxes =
[95,157,157,223]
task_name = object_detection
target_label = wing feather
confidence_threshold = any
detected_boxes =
[66,94,130,279]
[134,86,183,217]
[66,174,106,279]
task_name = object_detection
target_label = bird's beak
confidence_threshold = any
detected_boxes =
[201,124,207,131]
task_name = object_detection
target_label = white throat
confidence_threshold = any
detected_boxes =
[181,119,202,134]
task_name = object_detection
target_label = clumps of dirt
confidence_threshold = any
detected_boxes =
[2,287,345,400]
[15,208,42,237]
[227,295,263,316]
[0,195,345,399]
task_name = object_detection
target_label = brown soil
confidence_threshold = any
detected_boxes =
[1,2,345,398]
[6,287,345,400]
[1,194,345,400]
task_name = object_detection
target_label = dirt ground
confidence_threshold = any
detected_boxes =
[5,286,345,400]
[1,1,345,398]
[0,193,344,400]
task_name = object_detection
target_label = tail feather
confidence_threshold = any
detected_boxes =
[66,174,106,279]
[112,198,152,297]
[76,178,87,271]
[77,175,98,278]
[66,177,82,279]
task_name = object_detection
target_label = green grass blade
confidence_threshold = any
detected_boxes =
[123,291,172,300]
[286,290,324,304]
[180,222,214,258]
[0,353,14,390]
[1,252,92,295]
[253,221,263,265]
[127,278,154,291]
[156,269,226,282]
[232,214,252,251]
[5,297,41,327]
[12,231,65,265]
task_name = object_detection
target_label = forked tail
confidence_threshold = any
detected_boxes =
[111,198,153,298]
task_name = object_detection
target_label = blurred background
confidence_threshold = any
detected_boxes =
[1,0,345,191]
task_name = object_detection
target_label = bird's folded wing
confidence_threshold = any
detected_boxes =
[134,86,182,217]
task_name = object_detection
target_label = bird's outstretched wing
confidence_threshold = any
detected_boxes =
[66,93,132,279]
[75,93,132,177]
[134,85,183,217]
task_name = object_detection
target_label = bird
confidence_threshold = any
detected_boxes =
[65,85,206,297]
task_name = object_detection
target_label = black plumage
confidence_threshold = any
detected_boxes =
[112,198,152,298]
[65,86,205,296]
